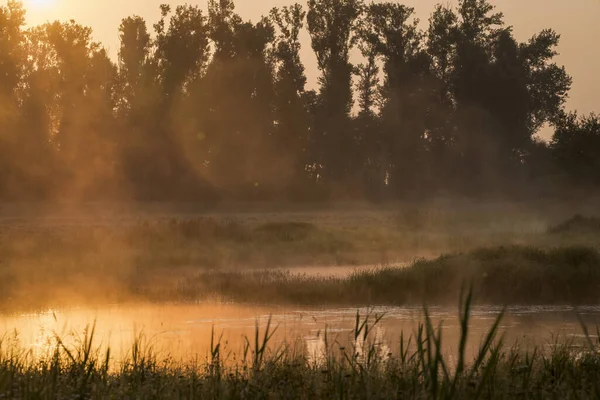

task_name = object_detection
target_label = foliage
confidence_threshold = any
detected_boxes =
[0,0,592,201]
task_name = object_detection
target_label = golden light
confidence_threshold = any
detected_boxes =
[27,0,56,9]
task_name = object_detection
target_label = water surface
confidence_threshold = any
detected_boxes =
[3,303,599,364]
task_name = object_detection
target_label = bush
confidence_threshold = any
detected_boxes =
[548,214,600,235]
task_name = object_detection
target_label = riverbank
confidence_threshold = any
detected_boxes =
[141,245,600,306]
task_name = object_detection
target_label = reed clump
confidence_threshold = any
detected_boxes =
[157,245,600,305]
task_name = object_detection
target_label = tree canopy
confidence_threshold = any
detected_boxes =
[0,0,595,202]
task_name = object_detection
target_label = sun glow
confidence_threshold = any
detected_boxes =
[27,0,56,9]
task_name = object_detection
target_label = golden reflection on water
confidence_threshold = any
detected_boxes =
[1,303,600,365]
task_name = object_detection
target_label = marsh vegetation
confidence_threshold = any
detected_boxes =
[0,207,599,398]
[2,292,600,399]
[0,204,598,309]
[156,245,600,306]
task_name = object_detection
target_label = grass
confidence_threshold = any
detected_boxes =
[1,207,600,396]
[1,289,600,399]
[145,245,600,306]
[0,210,599,310]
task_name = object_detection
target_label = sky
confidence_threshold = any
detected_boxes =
[22,0,600,138]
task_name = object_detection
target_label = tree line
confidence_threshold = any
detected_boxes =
[0,0,597,202]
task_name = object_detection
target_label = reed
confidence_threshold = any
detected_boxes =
[1,288,599,399]
[147,245,600,306]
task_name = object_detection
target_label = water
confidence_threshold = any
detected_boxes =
[2,303,600,364]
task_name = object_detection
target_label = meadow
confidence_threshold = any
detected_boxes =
[0,202,599,310]
[1,203,600,398]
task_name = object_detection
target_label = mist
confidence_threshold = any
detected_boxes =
[0,1,600,397]
[0,0,597,204]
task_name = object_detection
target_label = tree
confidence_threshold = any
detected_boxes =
[184,1,280,199]
[427,4,459,103]
[270,4,313,197]
[156,4,213,199]
[520,29,572,132]
[0,0,27,197]
[353,25,381,198]
[0,0,589,201]
[0,0,25,118]
[307,0,362,190]
[360,3,432,197]
[24,20,118,199]
[117,15,152,116]
[452,0,503,164]
[425,4,461,192]
[154,5,210,102]
[117,15,163,199]
[552,113,600,186]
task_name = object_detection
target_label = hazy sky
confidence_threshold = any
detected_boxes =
[23,0,600,123]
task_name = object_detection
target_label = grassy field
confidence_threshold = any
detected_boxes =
[1,292,599,399]
[1,205,600,310]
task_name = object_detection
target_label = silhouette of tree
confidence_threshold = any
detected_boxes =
[0,0,592,201]
[152,4,212,199]
[425,4,461,193]
[184,0,280,199]
[307,0,362,191]
[520,29,572,132]
[0,0,27,198]
[117,16,152,117]
[360,3,434,198]
[430,0,572,195]
[155,5,210,102]
[270,4,314,198]
[353,21,381,198]
[24,21,118,199]
[552,113,600,186]
[117,15,162,199]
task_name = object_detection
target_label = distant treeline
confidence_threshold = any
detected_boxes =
[0,0,598,201]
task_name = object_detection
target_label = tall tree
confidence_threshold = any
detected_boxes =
[270,4,313,197]
[353,24,381,198]
[360,3,432,197]
[154,4,210,102]
[117,15,163,199]
[186,1,279,198]
[307,0,362,189]
[552,113,600,187]
[425,4,461,192]
[450,0,506,193]
[26,21,118,199]
[0,0,27,197]
[117,15,152,117]
[520,29,572,133]
[146,4,213,200]
[0,0,587,201]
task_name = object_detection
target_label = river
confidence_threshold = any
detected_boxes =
[2,302,599,365]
